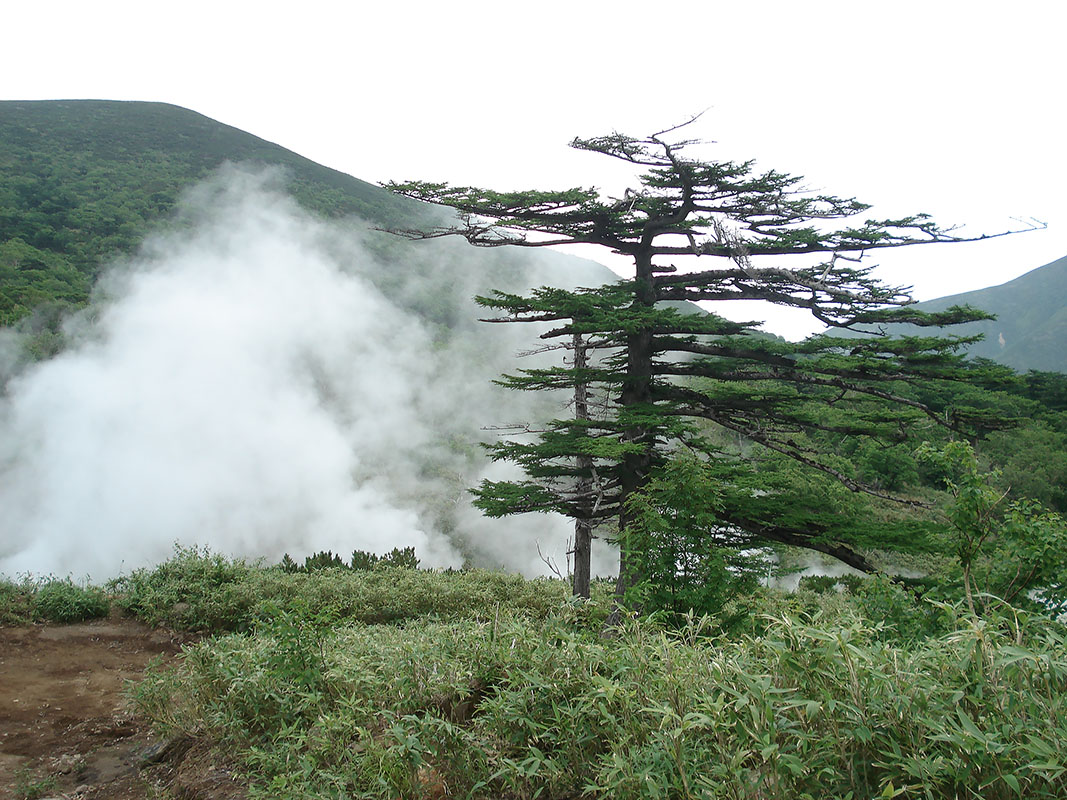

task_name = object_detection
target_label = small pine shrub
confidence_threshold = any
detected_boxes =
[279,546,420,573]
[301,550,347,571]
[351,546,419,570]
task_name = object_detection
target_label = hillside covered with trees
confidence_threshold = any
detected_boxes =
[0,99,432,327]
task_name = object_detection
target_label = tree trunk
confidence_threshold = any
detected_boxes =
[608,253,657,620]
[573,518,592,599]
[572,333,593,598]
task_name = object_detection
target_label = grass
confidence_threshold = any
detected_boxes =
[133,593,1067,799]
[12,766,58,800]
[6,546,1067,798]
[0,575,111,625]
[107,545,600,633]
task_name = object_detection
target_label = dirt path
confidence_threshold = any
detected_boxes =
[0,618,188,800]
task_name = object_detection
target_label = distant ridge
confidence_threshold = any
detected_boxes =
[0,99,616,328]
[906,255,1067,373]
[0,99,420,227]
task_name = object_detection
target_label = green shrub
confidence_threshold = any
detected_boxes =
[1,576,109,625]
[135,596,1067,800]
[33,578,110,623]
[296,550,348,572]
[351,546,419,571]
[109,544,254,629]
[12,767,58,800]
[624,455,768,622]
[797,574,955,643]
[279,546,420,573]
[0,577,37,626]
[112,545,584,632]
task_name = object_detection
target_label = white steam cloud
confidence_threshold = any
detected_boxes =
[0,167,614,580]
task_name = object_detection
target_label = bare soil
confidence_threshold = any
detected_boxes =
[0,617,241,800]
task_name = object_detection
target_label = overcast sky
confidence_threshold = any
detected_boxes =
[5,0,1065,337]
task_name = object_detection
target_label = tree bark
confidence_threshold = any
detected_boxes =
[573,518,593,599]
[610,251,657,615]
[572,332,594,599]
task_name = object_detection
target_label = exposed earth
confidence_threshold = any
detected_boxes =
[0,618,241,800]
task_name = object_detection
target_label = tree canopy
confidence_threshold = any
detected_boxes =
[388,119,1038,603]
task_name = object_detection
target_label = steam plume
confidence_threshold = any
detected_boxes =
[0,167,613,580]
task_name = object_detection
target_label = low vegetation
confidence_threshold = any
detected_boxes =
[116,548,1066,800]
[0,575,110,625]
[5,546,1066,799]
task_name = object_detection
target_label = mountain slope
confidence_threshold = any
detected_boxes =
[904,255,1067,373]
[0,99,429,325]
[0,99,627,330]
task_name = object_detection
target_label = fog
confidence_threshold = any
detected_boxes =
[0,167,616,580]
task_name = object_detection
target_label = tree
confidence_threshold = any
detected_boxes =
[622,453,770,621]
[386,118,1039,605]
[917,440,1067,616]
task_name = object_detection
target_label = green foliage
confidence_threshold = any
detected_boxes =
[285,550,347,572]
[917,441,1067,615]
[350,546,420,571]
[12,767,58,800]
[0,577,37,626]
[0,99,424,326]
[801,573,958,644]
[109,544,256,629]
[0,575,110,625]
[990,501,1067,613]
[854,441,921,491]
[623,455,769,621]
[33,578,111,623]
[109,545,583,633]
[1018,369,1067,413]
[0,237,91,326]
[135,593,1067,800]
[714,449,944,559]
[279,547,421,573]
[982,423,1067,512]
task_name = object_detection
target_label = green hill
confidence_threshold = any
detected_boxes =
[1,99,685,344]
[826,255,1067,374]
[0,99,438,326]
[904,255,1067,373]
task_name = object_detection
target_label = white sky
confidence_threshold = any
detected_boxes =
[5,0,1066,338]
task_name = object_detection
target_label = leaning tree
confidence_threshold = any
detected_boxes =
[386,119,1038,601]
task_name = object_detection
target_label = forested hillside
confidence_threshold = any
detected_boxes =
[822,254,1067,373]
[0,100,438,326]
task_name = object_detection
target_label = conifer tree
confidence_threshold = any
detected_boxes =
[386,118,1038,602]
